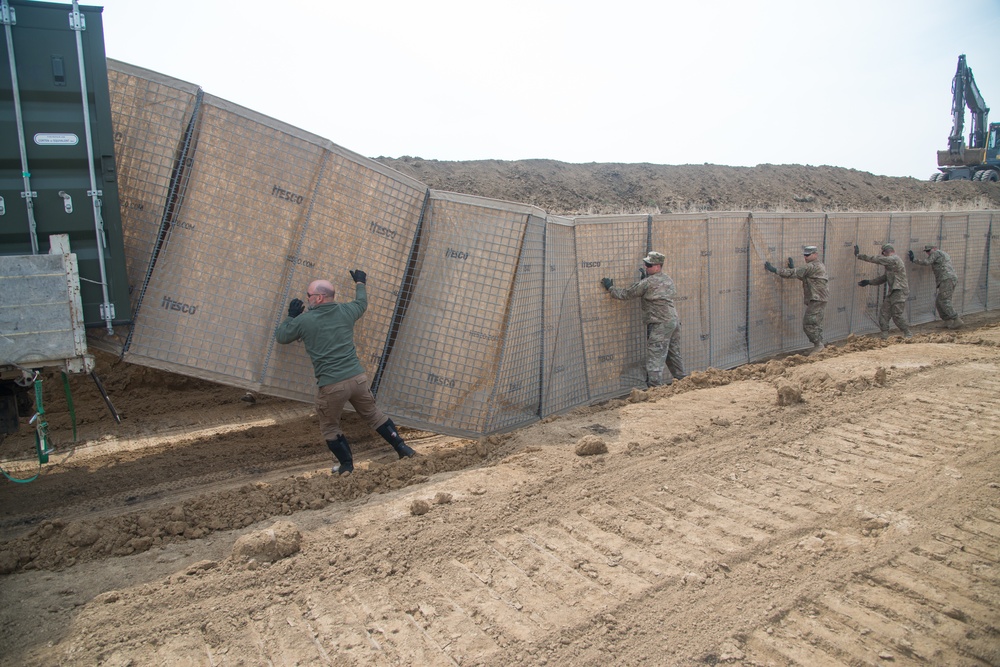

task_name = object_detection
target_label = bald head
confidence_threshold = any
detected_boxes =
[306,279,335,308]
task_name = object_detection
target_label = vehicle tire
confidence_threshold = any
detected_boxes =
[974,170,986,181]
[930,172,944,182]
[986,170,1000,182]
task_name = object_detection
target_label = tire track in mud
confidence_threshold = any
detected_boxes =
[7,343,1000,665]
[311,359,1000,665]
[743,509,1000,665]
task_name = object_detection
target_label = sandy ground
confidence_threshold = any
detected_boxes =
[1,311,999,666]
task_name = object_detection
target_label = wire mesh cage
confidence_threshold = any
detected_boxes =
[94,61,1000,438]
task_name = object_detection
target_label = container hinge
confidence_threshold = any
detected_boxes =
[21,190,36,199]
[1,2,15,26]
[0,195,4,215]
[100,303,116,320]
[58,190,73,213]
[68,4,85,31]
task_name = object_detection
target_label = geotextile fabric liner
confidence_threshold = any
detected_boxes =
[87,60,201,355]
[95,61,1000,437]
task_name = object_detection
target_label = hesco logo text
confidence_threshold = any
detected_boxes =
[271,185,305,205]
[369,221,397,240]
[162,295,198,315]
[427,372,456,388]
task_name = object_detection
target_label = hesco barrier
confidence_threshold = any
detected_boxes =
[94,61,1000,438]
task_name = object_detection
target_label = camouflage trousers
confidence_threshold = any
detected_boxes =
[803,300,826,345]
[646,319,684,380]
[879,290,911,334]
[935,278,958,322]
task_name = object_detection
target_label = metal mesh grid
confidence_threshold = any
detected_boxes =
[903,213,943,325]
[376,192,542,437]
[574,216,649,399]
[650,214,711,374]
[938,213,972,321]
[708,215,752,369]
[540,217,588,417]
[835,213,891,335]
[963,212,992,315]
[989,214,1000,311]
[485,213,546,433]
[90,61,201,353]
[259,146,427,401]
[124,97,327,387]
[748,214,827,361]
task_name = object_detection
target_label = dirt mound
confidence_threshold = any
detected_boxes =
[374,158,1000,215]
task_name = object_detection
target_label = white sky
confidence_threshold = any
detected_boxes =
[80,0,1000,179]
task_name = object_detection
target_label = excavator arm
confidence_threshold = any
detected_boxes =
[939,54,990,166]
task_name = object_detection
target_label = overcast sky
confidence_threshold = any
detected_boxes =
[81,0,1000,179]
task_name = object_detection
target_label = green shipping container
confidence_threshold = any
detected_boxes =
[1,0,130,330]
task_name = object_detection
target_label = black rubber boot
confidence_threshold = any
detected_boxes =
[326,435,354,475]
[376,419,416,458]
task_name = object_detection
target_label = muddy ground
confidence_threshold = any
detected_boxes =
[1,161,999,665]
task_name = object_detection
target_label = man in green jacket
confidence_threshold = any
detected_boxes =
[276,270,415,474]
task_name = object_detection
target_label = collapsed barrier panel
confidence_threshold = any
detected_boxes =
[94,61,1000,439]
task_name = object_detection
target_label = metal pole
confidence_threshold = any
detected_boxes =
[2,0,40,254]
[70,1,115,334]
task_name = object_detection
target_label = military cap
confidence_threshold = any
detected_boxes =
[881,243,895,252]
[642,251,665,265]
[803,245,818,255]
[923,243,935,251]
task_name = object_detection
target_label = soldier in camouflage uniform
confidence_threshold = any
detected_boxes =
[601,251,685,387]
[856,242,912,339]
[764,245,829,355]
[908,243,963,329]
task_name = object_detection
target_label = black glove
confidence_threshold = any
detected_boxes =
[854,244,860,257]
[638,267,647,280]
[908,250,915,262]
[764,261,777,274]
[288,298,305,318]
[601,277,614,290]
[349,269,367,284]
[787,257,795,269]
[858,279,870,287]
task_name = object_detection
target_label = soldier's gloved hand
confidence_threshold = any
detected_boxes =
[288,298,305,318]
[787,257,795,269]
[854,244,860,257]
[858,279,871,287]
[764,261,777,274]
[908,250,915,262]
[601,277,614,290]
[638,267,647,280]
[349,269,367,284]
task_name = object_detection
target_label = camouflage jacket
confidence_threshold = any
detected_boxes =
[777,260,829,303]
[608,271,679,324]
[858,252,909,294]
[912,249,958,286]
